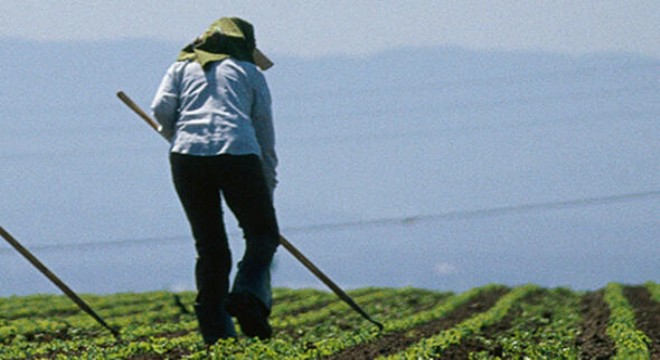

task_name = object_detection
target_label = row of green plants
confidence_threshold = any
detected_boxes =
[1,283,657,359]
[153,287,450,359]
[86,285,495,359]
[646,281,660,302]
[1,288,333,343]
[603,282,651,360]
[384,284,538,359]
[1,288,435,359]
[469,287,582,359]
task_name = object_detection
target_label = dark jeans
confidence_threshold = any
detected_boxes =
[170,153,279,342]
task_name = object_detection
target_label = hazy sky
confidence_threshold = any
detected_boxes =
[2,1,659,58]
[2,2,658,295]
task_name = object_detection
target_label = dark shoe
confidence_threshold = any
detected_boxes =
[194,304,237,345]
[226,292,272,339]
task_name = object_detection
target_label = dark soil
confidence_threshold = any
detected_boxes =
[280,291,449,339]
[324,287,510,359]
[280,299,336,317]
[28,285,659,359]
[577,290,615,360]
[439,289,545,359]
[624,286,659,359]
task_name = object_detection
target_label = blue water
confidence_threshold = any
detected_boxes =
[1,41,658,296]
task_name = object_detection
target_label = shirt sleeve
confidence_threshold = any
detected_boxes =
[151,63,181,141]
[251,70,278,193]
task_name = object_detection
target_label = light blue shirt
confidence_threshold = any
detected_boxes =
[151,58,277,190]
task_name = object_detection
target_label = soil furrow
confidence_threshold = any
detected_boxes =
[577,290,614,360]
[623,286,659,358]
[324,287,509,360]
[279,299,336,317]
[439,289,544,358]
[279,291,449,339]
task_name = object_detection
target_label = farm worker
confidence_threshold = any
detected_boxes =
[151,17,279,344]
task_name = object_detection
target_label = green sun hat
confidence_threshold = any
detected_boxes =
[178,17,273,70]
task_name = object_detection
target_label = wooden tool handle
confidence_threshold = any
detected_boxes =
[116,91,162,132]
[116,90,383,331]
[0,226,121,339]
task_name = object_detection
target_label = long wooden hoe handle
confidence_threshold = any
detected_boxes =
[278,235,384,330]
[116,90,384,331]
[116,91,161,133]
[0,227,121,339]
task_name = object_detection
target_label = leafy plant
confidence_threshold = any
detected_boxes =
[0,283,656,359]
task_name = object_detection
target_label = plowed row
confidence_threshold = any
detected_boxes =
[1,283,657,359]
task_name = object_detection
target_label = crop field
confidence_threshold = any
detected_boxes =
[1,282,658,359]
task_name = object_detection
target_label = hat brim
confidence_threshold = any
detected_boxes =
[253,48,274,71]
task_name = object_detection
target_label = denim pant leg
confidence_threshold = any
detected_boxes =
[221,155,280,312]
[170,153,236,342]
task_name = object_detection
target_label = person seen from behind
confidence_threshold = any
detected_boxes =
[151,17,279,344]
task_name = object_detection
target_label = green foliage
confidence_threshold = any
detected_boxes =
[470,287,582,359]
[386,284,539,359]
[0,283,656,359]
[646,281,660,302]
[603,283,651,360]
